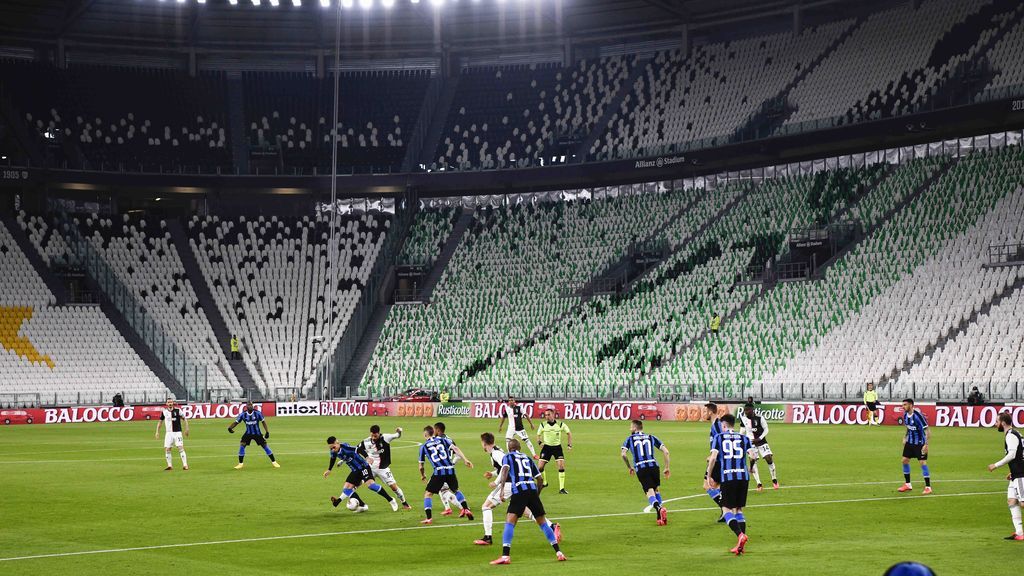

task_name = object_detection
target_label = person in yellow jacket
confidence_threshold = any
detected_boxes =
[537,409,573,494]
[710,312,722,335]
[230,335,240,360]
[864,383,880,426]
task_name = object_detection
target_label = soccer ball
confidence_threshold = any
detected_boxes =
[346,498,360,511]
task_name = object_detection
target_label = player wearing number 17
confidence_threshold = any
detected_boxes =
[419,426,475,524]
[621,419,670,525]
[706,414,756,555]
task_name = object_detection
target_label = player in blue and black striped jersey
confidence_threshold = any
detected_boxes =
[418,426,475,524]
[226,402,279,469]
[488,438,566,565]
[706,413,756,555]
[621,419,671,526]
[898,398,933,494]
[704,403,725,517]
[324,436,398,512]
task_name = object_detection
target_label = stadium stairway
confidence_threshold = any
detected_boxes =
[341,303,391,395]
[96,297,186,400]
[401,73,445,173]
[736,16,865,141]
[416,74,462,169]
[885,272,1024,387]
[575,59,649,163]
[166,218,263,399]
[419,208,473,303]
[0,211,69,304]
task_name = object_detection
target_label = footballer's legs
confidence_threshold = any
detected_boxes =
[899,456,912,491]
[164,447,173,470]
[235,442,246,469]
[439,487,454,513]
[178,444,188,470]
[477,499,497,545]
[557,458,567,493]
[389,482,410,509]
[920,458,932,493]
[422,491,435,523]
[261,443,279,466]
[454,490,475,520]
[750,459,762,491]
[1007,497,1024,540]
[332,483,365,509]
[645,487,666,525]
[522,435,537,457]
[724,506,748,555]
[538,458,548,487]
[764,454,777,488]
[366,481,398,511]
[534,514,565,561]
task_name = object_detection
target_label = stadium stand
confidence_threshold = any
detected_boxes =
[244,70,430,173]
[186,212,390,396]
[0,61,230,173]
[399,206,459,266]
[0,219,167,405]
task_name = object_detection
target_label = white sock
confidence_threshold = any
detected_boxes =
[394,487,405,503]
[768,463,777,481]
[525,438,537,456]
[441,490,453,510]
[750,463,761,485]
[179,448,188,468]
[1012,505,1023,536]
[483,507,493,536]
[165,451,172,467]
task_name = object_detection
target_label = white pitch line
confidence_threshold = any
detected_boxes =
[0,489,1001,563]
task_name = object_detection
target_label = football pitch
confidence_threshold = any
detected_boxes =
[0,416,1013,574]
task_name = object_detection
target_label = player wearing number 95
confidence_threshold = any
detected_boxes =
[621,419,670,526]
[706,413,756,556]
[418,425,475,524]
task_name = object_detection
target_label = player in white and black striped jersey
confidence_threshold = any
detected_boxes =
[155,399,189,471]
[988,412,1024,541]
[357,425,412,509]
[740,403,778,491]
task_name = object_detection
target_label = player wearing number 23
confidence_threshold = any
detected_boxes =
[418,425,475,524]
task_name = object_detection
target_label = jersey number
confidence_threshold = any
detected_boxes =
[427,444,449,463]
[632,438,652,457]
[722,438,744,460]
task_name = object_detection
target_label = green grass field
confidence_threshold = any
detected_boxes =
[0,417,1015,574]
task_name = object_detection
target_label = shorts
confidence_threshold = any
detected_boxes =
[486,483,514,507]
[345,467,373,487]
[241,433,267,447]
[902,443,927,461]
[506,429,530,441]
[372,466,396,486]
[164,432,183,448]
[720,479,750,509]
[427,474,459,494]
[705,461,722,484]
[636,466,661,492]
[507,490,545,518]
[1008,478,1024,501]
[750,442,773,459]
[865,402,879,412]
[540,445,565,462]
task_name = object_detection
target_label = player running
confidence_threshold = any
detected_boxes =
[740,402,778,491]
[536,409,572,493]
[497,396,537,457]
[987,412,1024,540]
[488,439,566,565]
[474,432,561,546]
[325,436,399,513]
[704,403,725,516]
[358,425,411,510]
[621,419,670,525]
[419,425,475,524]
[227,402,279,469]
[706,413,755,555]
[155,399,189,471]
[898,398,932,494]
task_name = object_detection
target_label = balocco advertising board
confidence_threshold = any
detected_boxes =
[0,402,276,425]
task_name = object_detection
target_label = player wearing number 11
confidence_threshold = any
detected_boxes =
[706,414,756,555]
[621,419,670,525]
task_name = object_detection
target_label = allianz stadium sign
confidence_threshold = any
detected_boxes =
[634,155,686,169]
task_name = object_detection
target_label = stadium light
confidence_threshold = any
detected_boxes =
[251,0,261,6]
[269,0,279,6]
[381,0,394,6]
[341,0,353,8]
[292,0,301,5]
[429,0,444,6]
[228,0,237,5]
[320,0,329,6]
[359,0,373,9]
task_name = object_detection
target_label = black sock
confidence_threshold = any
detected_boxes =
[377,490,394,502]
[461,500,470,510]
[925,477,931,487]
[238,456,244,464]
[352,492,366,506]
[904,473,911,483]
[714,494,723,506]
[728,519,742,536]
[653,501,661,515]
[425,508,432,519]
[502,545,511,556]
[268,453,276,462]
[739,521,746,534]
[552,543,560,553]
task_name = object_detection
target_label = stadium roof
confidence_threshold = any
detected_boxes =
[0,0,865,59]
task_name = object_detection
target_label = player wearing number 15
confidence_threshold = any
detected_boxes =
[706,414,755,555]
[418,426,475,525]
[621,419,670,526]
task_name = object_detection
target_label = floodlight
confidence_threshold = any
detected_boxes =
[342,0,353,7]
[320,0,330,6]
[381,0,394,6]
[269,0,279,6]
[359,0,373,8]
[292,0,302,5]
